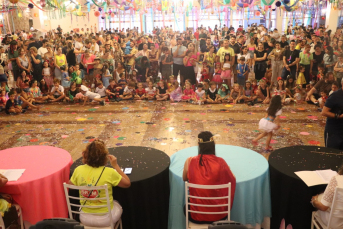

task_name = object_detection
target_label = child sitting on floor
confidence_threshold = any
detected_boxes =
[5,91,22,114]
[47,79,65,102]
[156,80,169,101]
[95,82,107,98]
[195,83,206,104]
[181,82,195,102]
[207,81,220,104]
[122,82,136,100]
[216,84,230,102]
[170,81,182,102]
[135,83,146,100]
[145,81,156,100]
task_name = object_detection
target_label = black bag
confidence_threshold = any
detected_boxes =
[208,221,248,229]
[3,205,19,228]
[29,218,84,229]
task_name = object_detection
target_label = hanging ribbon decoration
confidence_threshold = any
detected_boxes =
[262,0,276,6]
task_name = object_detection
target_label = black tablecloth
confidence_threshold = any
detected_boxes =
[70,146,170,229]
[269,146,343,229]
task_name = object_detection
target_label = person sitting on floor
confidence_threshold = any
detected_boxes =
[311,163,343,229]
[182,131,236,224]
[69,140,131,228]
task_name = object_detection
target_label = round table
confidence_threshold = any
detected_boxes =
[168,145,271,229]
[269,146,343,229]
[70,146,170,229]
[0,146,73,224]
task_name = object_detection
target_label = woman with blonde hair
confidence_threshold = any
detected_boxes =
[70,140,131,227]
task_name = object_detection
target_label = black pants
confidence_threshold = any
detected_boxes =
[281,65,297,80]
[324,130,343,150]
[173,64,184,78]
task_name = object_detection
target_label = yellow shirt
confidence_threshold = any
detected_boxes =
[55,54,66,67]
[217,47,235,63]
[128,48,138,66]
[70,165,122,213]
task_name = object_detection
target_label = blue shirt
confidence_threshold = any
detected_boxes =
[237,63,249,78]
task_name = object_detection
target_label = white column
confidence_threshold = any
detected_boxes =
[276,9,283,34]
[325,3,339,32]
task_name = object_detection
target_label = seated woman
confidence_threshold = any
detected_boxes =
[311,164,343,229]
[69,140,131,227]
[182,131,236,224]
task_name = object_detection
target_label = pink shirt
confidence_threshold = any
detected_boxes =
[82,54,95,73]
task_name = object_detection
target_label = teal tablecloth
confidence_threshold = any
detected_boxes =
[168,145,271,229]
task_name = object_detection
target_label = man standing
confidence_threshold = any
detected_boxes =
[91,37,99,56]
[199,29,207,49]
[217,39,235,71]
[172,38,187,84]
[37,39,48,57]
[228,36,241,82]
[321,78,343,150]
[281,40,299,79]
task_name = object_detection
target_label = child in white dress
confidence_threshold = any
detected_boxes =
[252,95,282,151]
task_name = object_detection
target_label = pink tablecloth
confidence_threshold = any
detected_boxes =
[0,146,73,224]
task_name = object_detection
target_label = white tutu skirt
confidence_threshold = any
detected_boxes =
[259,118,278,133]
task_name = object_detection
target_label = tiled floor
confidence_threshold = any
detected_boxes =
[0,101,325,161]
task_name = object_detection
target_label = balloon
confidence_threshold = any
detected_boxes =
[157,4,161,11]
[75,5,80,9]
[98,7,102,11]
[321,16,325,20]
[9,0,19,3]
[18,12,22,17]
[243,3,249,7]
[237,3,243,7]
[94,11,100,17]
[28,3,34,8]
[283,0,290,4]
[275,1,281,7]
[34,13,38,17]
[124,6,130,10]
[0,24,3,27]
[111,12,115,17]
[101,16,105,19]
[255,11,260,16]
[265,6,268,10]
[40,0,46,7]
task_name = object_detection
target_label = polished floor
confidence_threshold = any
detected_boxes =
[0,101,325,161]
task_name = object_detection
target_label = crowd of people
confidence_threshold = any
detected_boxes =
[0,23,342,114]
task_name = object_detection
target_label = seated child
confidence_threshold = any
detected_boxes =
[241,80,257,105]
[0,89,8,112]
[195,83,206,104]
[216,84,230,102]
[80,85,105,106]
[66,82,81,103]
[167,76,176,94]
[169,81,182,102]
[95,82,107,98]
[118,73,127,87]
[47,79,65,102]
[135,83,146,99]
[319,91,328,109]
[329,82,339,95]
[285,86,302,104]
[122,82,136,100]
[5,91,22,114]
[229,83,244,104]
[156,80,169,101]
[106,79,118,101]
[29,80,48,103]
[39,79,50,96]
[145,81,156,100]
[207,81,220,104]
[181,82,195,102]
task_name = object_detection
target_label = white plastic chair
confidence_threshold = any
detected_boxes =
[63,183,122,229]
[0,204,24,229]
[185,182,231,229]
[311,187,343,229]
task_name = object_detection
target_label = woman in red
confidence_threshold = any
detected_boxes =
[183,131,236,224]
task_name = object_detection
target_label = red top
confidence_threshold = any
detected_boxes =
[136,88,146,96]
[194,32,199,40]
[187,154,236,222]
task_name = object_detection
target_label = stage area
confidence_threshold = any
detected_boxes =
[0,101,325,160]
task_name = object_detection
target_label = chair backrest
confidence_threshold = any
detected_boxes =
[327,186,343,228]
[63,182,114,229]
[185,182,231,229]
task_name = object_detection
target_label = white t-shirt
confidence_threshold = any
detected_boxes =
[51,85,64,96]
[85,91,101,100]
[195,90,205,99]
[38,47,48,57]
[237,53,250,64]
[75,41,83,50]
[124,86,135,94]
[145,87,156,96]
[91,43,100,53]
[95,87,106,97]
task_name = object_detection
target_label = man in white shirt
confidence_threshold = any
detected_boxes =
[22,30,27,40]
[37,39,48,57]
[91,37,99,55]
[74,35,83,63]
[272,29,281,42]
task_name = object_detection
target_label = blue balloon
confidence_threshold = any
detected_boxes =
[124,6,130,10]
